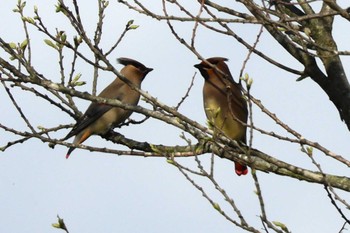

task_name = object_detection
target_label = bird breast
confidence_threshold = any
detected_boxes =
[203,87,246,141]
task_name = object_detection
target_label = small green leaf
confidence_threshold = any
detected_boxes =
[244,73,249,81]
[128,24,139,30]
[28,17,35,24]
[166,159,175,165]
[37,125,46,131]
[74,81,86,86]
[23,17,35,24]
[306,146,313,155]
[273,221,289,232]
[9,42,17,49]
[52,223,60,228]
[34,5,38,13]
[247,78,253,87]
[240,73,249,82]
[20,39,28,50]
[44,39,58,50]
[70,74,86,87]
[52,215,67,231]
[21,1,26,9]
[72,73,82,82]
[194,144,203,154]
[150,144,162,154]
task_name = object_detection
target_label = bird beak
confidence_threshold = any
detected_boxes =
[145,67,153,75]
[194,63,209,80]
[194,64,201,69]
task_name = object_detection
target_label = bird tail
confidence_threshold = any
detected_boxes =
[235,162,248,176]
[66,147,75,159]
[65,130,91,159]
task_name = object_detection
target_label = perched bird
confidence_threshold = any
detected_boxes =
[64,57,153,158]
[194,57,248,176]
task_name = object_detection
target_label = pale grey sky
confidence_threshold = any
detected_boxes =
[1,1,349,233]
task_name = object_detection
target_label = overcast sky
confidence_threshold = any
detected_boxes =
[1,1,349,233]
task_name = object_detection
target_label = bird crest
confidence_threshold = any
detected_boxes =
[117,57,153,74]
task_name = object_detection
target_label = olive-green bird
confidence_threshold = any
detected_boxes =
[64,57,153,158]
[194,57,248,175]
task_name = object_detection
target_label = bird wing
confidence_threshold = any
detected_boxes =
[229,83,248,118]
[206,78,248,119]
[64,81,126,140]
[64,102,112,140]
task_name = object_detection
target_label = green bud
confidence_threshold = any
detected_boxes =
[55,4,62,13]
[73,36,79,46]
[247,78,253,88]
[73,36,83,47]
[244,73,249,81]
[213,203,221,212]
[60,33,67,42]
[127,19,134,27]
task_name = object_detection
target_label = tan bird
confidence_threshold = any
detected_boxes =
[194,57,248,176]
[64,57,153,158]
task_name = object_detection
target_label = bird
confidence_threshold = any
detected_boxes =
[64,57,153,158]
[194,57,248,176]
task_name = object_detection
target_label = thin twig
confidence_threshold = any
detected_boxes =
[175,72,196,111]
